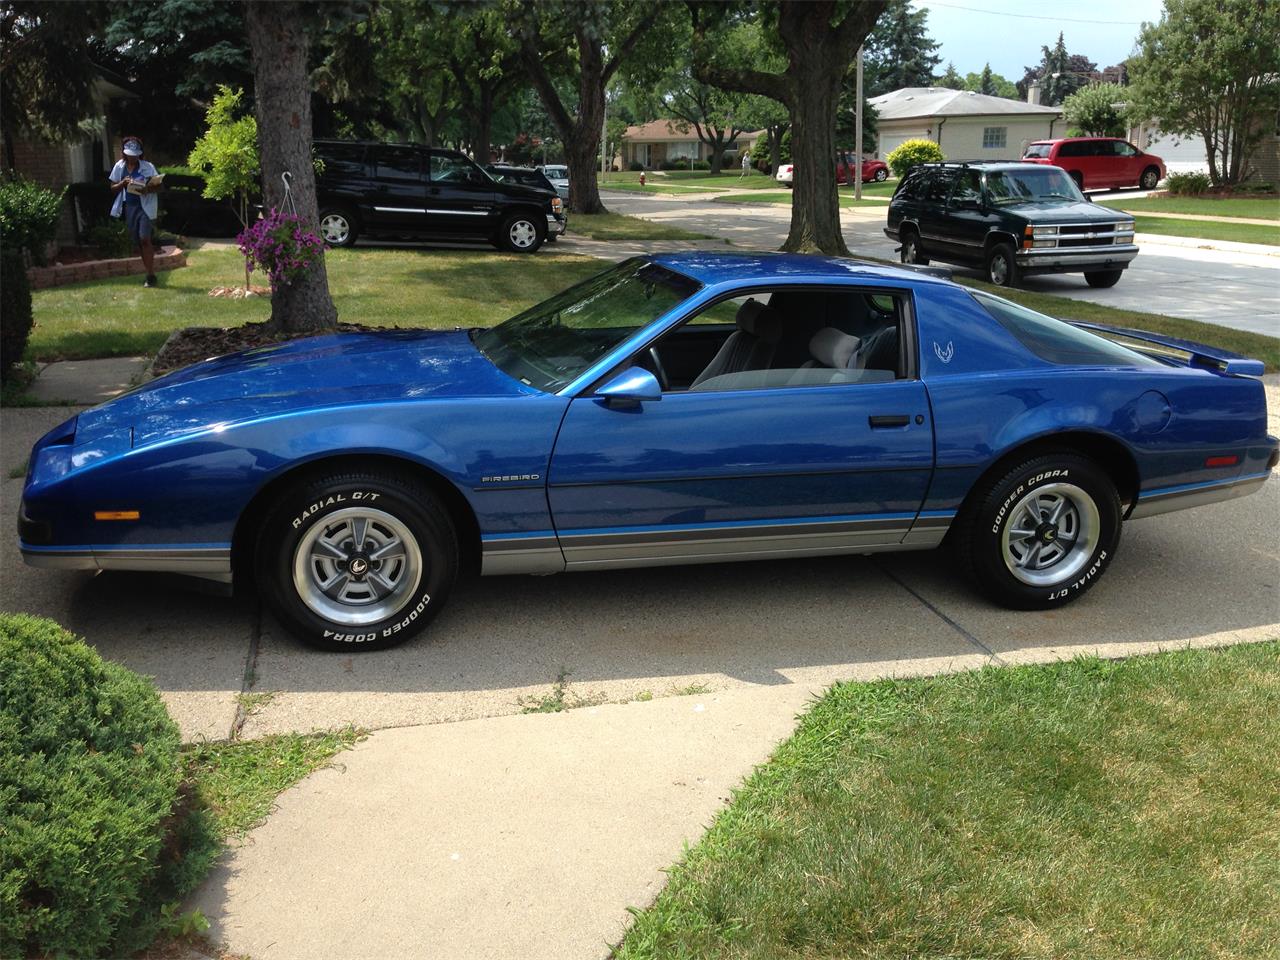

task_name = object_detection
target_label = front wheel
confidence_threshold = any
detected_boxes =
[1139,166,1161,190]
[1085,269,1123,288]
[498,213,545,253]
[985,242,1020,287]
[256,471,459,651]
[900,231,929,265]
[955,453,1121,609]
[318,208,358,248]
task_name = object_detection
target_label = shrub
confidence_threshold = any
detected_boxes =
[1165,171,1211,195]
[1062,83,1128,137]
[0,614,183,958]
[0,175,65,264]
[628,160,645,171]
[692,159,711,171]
[0,249,33,381]
[886,138,945,179]
[87,219,134,259]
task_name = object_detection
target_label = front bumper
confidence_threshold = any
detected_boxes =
[1016,243,1139,275]
[547,214,567,236]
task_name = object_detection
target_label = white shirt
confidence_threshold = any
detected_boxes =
[109,159,159,220]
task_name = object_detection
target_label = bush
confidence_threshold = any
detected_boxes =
[0,614,184,958]
[886,138,945,179]
[628,160,645,171]
[1165,171,1211,195]
[1062,83,1128,138]
[692,159,711,171]
[1,250,33,380]
[87,219,134,259]
[0,175,65,264]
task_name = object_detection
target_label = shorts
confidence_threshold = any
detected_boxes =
[124,202,153,245]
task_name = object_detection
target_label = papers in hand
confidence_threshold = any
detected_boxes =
[126,174,164,196]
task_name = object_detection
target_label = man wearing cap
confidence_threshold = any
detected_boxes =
[109,137,162,287]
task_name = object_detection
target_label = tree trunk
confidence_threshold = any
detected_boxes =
[245,1,337,333]
[768,125,783,175]
[784,69,845,254]
[707,137,724,175]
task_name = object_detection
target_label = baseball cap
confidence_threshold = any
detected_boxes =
[123,139,143,156]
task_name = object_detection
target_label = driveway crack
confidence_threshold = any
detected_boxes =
[876,561,1006,666]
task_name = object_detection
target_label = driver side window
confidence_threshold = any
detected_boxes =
[638,288,910,394]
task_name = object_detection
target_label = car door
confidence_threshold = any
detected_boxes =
[917,168,959,257]
[935,169,991,262]
[1111,140,1142,186]
[369,145,429,234]
[546,287,935,568]
[427,152,499,236]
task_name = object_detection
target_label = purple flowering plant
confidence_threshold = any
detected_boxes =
[237,209,325,287]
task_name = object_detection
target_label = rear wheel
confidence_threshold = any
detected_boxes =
[985,242,1020,287]
[256,471,458,651]
[955,453,1121,609]
[874,168,888,182]
[318,208,358,248]
[1139,166,1161,190]
[900,229,929,265]
[498,212,545,253]
[1085,269,1123,288]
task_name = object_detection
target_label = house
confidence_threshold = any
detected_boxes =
[869,87,1063,162]
[620,120,763,169]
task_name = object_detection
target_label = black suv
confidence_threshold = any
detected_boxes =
[885,161,1138,288]
[314,140,566,253]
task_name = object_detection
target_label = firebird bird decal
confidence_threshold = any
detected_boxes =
[934,340,955,363]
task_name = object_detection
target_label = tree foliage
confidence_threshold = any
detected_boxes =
[965,63,1017,99]
[1017,34,1097,105]
[186,86,258,224]
[934,62,963,90]
[1127,0,1280,185]
[863,0,940,98]
[1062,82,1128,137]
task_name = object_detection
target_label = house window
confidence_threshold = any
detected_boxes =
[982,127,1008,149]
[668,141,698,161]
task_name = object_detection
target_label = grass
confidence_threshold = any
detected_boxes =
[568,212,715,242]
[27,243,606,361]
[1127,215,1280,246]
[601,181,730,196]
[519,668,607,714]
[712,192,888,209]
[616,641,1280,960]
[1103,195,1280,220]
[956,278,1280,371]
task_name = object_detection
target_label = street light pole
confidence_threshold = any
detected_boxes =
[854,45,863,202]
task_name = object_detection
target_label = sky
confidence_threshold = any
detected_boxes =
[912,0,1167,81]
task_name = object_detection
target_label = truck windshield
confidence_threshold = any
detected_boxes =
[987,167,1084,204]
[473,259,699,392]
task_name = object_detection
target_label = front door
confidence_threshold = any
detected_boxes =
[368,145,428,234]
[546,287,936,569]
[937,168,994,262]
[427,153,498,236]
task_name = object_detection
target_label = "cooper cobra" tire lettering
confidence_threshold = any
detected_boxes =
[292,491,381,528]
[991,469,1070,533]
[383,591,432,637]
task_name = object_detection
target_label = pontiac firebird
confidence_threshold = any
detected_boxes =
[18,253,1277,650]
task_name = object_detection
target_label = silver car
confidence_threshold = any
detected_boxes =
[537,164,570,201]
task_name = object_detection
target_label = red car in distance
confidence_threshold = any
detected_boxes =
[1021,137,1165,191]
[776,153,890,188]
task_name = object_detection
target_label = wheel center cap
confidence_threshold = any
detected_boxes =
[1036,522,1059,544]
[348,556,369,578]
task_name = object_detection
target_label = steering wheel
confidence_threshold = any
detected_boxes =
[647,346,670,391]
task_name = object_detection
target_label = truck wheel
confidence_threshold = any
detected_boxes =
[1085,270,1123,288]
[955,453,1121,610]
[985,242,1020,287]
[256,470,459,652]
[900,229,929,265]
[498,213,545,253]
[318,208,359,248]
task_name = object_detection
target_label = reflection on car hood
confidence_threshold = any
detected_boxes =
[1002,200,1133,223]
[74,329,537,447]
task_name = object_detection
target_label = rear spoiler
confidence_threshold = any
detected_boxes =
[1069,321,1266,377]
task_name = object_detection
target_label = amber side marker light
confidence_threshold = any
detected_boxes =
[94,510,140,521]
[1204,456,1239,468]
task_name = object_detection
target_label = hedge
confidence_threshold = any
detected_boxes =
[0,175,64,265]
[0,249,33,382]
[0,615,184,958]
[886,138,945,179]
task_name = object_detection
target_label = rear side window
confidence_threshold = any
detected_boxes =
[972,292,1160,367]
[896,169,926,200]
[374,146,423,182]
[1058,141,1090,158]
[318,143,366,178]
[923,170,956,202]
[1023,143,1051,159]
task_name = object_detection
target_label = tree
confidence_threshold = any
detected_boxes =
[514,2,671,214]
[659,70,747,175]
[1017,34,1097,105]
[935,62,963,90]
[244,1,337,333]
[963,64,1017,99]
[0,1,110,168]
[690,1,888,255]
[863,0,940,97]
[1062,82,1127,137]
[187,86,258,289]
[449,6,524,162]
[1127,0,1280,186]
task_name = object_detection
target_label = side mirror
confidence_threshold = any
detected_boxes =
[1084,193,1093,203]
[595,367,662,406]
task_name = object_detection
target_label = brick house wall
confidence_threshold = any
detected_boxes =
[6,137,80,247]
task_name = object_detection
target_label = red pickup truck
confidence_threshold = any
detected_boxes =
[1021,137,1165,191]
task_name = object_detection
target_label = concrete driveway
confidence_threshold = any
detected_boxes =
[4,392,1277,745]
[598,192,1280,336]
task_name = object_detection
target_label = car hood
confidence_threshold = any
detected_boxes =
[75,329,538,448]
[1001,200,1133,224]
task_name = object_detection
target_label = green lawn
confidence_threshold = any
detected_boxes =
[618,642,1280,960]
[1103,195,1280,220]
[601,171,784,191]
[27,243,606,361]
[1126,215,1280,246]
[568,212,715,242]
[599,181,730,196]
[712,192,889,208]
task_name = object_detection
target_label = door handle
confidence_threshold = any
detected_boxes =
[868,415,910,428]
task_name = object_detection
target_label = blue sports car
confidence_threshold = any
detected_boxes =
[18,253,1277,650]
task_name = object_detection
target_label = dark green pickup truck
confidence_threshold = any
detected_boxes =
[884,161,1138,289]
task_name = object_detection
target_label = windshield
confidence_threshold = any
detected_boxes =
[473,259,699,392]
[1022,143,1052,159]
[542,166,568,178]
[986,167,1084,204]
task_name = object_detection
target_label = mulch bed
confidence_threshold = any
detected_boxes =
[151,321,383,377]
